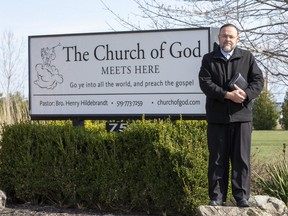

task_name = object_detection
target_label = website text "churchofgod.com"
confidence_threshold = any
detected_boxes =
[157,99,200,107]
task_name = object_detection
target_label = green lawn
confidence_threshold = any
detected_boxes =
[251,130,288,163]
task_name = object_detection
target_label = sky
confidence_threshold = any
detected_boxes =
[0,0,138,37]
[0,0,144,98]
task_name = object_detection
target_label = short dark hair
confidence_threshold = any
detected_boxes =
[219,23,239,35]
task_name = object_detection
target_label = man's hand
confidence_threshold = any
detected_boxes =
[225,84,247,104]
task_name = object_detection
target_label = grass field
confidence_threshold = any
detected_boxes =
[251,130,288,163]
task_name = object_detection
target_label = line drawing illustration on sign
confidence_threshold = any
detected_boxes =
[34,43,64,89]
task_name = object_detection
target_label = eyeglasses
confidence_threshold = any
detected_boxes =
[219,35,238,39]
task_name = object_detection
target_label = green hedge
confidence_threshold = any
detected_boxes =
[0,119,208,215]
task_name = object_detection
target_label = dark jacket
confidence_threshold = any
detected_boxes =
[198,46,264,123]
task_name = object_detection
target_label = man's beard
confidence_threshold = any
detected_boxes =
[222,45,233,52]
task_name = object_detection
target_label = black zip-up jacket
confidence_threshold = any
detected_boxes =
[198,46,264,123]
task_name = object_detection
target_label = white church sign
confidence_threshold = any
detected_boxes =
[28,28,218,120]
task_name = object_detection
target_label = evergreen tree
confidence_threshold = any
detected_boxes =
[281,91,288,130]
[253,91,279,130]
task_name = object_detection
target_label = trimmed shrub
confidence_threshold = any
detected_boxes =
[0,119,208,215]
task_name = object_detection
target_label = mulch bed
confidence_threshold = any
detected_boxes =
[0,203,149,216]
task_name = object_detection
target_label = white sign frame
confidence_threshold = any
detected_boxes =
[28,28,218,120]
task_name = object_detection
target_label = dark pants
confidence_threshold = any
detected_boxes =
[207,122,252,202]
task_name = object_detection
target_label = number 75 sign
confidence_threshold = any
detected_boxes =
[106,122,128,132]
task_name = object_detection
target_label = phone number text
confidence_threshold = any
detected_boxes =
[116,101,143,107]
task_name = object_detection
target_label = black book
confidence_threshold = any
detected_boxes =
[228,73,248,90]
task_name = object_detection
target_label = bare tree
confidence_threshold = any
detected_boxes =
[0,31,26,98]
[101,0,288,98]
[0,31,27,124]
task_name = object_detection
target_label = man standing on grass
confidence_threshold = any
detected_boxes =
[198,23,264,207]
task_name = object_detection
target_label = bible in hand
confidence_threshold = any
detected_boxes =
[228,73,248,90]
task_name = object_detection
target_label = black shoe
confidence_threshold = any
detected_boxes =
[209,200,223,206]
[237,199,249,207]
